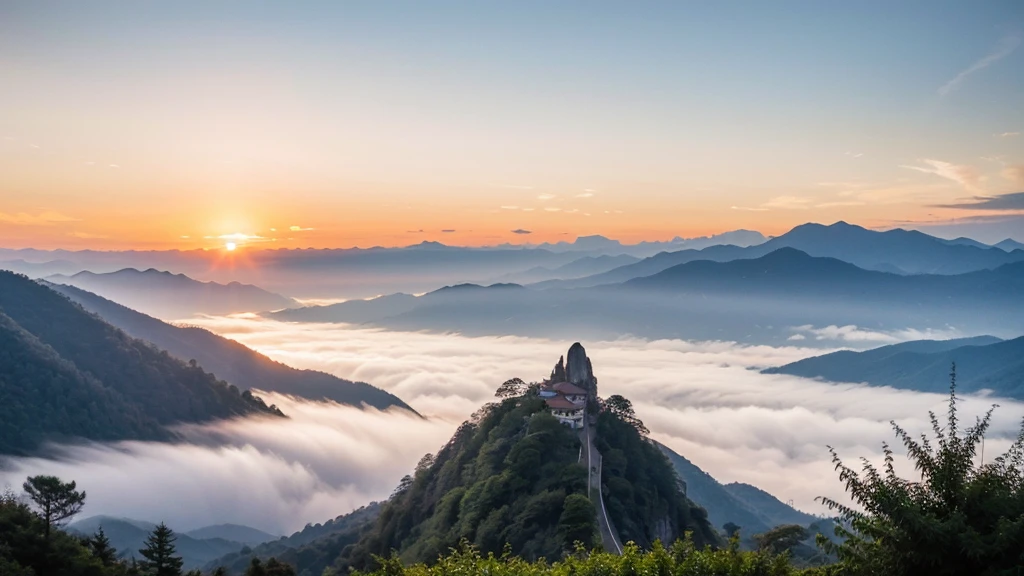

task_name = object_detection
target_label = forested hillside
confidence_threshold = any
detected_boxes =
[335,395,593,572]
[0,271,281,455]
[51,283,415,412]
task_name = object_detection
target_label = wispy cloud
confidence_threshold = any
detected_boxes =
[289,225,315,232]
[900,159,980,191]
[0,211,80,226]
[500,184,534,190]
[816,201,866,208]
[511,229,532,235]
[205,233,266,242]
[1002,165,1024,186]
[762,196,814,210]
[730,206,769,212]
[994,132,1020,138]
[844,151,864,159]
[938,34,1020,97]
[934,191,1024,211]
[500,205,519,210]
[576,192,594,198]
[537,194,556,201]
[441,229,456,233]
[67,231,109,239]
[544,207,561,212]
[790,324,961,343]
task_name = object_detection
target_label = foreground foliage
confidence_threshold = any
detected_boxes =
[356,539,822,576]
[819,367,1024,575]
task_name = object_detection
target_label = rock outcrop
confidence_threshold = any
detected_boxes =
[565,342,598,396]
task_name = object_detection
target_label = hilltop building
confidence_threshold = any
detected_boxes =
[539,380,587,428]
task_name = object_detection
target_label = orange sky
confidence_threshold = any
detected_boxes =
[2,3,1023,250]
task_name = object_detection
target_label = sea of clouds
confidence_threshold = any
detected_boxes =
[2,315,1021,535]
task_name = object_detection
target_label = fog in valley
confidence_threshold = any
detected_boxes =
[5,316,1021,535]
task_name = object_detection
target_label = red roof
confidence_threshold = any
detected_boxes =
[545,395,582,410]
[552,381,588,395]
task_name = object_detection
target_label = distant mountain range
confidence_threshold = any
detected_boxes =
[68,516,279,570]
[995,238,1024,252]
[49,283,416,413]
[270,248,1024,345]
[534,222,1024,290]
[0,271,281,456]
[45,268,297,319]
[764,335,1024,399]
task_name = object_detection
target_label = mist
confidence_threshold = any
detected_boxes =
[3,316,1021,535]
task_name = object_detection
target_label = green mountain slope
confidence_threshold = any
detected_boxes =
[49,283,415,412]
[0,271,281,455]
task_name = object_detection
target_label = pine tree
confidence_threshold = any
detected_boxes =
[88,527,119,566]
[138,522,184,576]
[21,475,86,539]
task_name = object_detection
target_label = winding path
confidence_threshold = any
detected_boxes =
[579,412,623,554]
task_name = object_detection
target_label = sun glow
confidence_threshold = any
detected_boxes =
[225,242,237,251]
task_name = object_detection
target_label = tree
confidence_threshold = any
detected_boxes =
[556,494,597,550]
[495,377,527,398]
[723,522,741,538]
[603,395,649,435]
[753,524,808,554]
[818,365,1024,576]
[138,522,183,576]
[22,475,86,539]
[88,527,119,566]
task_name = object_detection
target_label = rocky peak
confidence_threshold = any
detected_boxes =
[565,342,598,396]
[550,355,566,383]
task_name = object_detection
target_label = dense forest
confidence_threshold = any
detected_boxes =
[595,396,720,548]
[0,271,281,455]
[50,283,416,412]
[334,395,593,571]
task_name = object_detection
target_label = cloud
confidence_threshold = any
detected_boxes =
[1002,166,1024,186]
[66,231,109,239]
[205,233,267,243]
[576,193,594,198]
[500,185,534,190]
[108,164,120,168]
[995,132,1020,138]
[3,318,1021,533]
[901,159,980,191]
[787,334,806,341]
[441,229,456,233]
[188,317,1024,515]
[790,324,962,344]
[844,152,864,158]
[938,34,1020,97]
[511,229,532,235]
[544,207,561,212]
[289,226,315,232]
[500,206,519,210]
[762,196,814,210]
[522,208,535,212]
[0,211,80,226]
[730,206,769,212]
[537,194,556,201]
[934,191,1024,211]
[816,201,866,208]
[0,395,451,534]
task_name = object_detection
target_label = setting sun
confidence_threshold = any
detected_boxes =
[225,242,237,251]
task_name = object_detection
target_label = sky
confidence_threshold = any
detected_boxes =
[1,1,1023,250]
